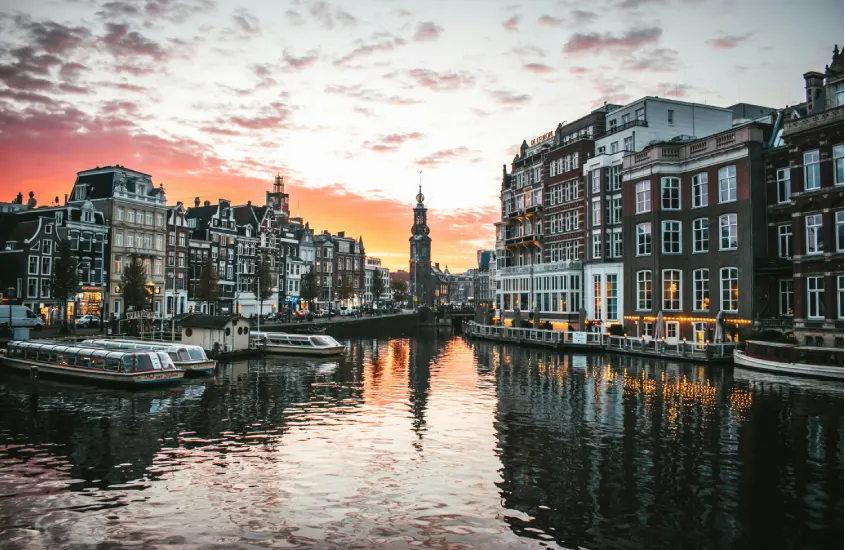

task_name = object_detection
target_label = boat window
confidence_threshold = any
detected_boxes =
[77,353,92,369]
[91,356,105,369]
[104,356,121,371]
[122,355,134,372]
[134,354,153,371]
[187,348,206,360]
[156,352,173,369]
[312,336,335,347]
[176,349,190,361]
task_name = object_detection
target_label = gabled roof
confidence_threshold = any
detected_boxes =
[180,313,252,329]
[185,205,216,223]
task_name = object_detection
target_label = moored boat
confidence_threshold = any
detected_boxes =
[250,331,345,356]
[2,341,185,386]
[81,338,217,375]
[733,340,844,381]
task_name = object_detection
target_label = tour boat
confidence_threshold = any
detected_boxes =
[733,340,844,380]
[250,331,346,356]
[81,338,217,375]
[2,341,185,386]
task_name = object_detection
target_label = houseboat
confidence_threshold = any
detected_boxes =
[733,340,844,381]
[81,339,217,375]
[250,331,346,356]
[2,341,185,386]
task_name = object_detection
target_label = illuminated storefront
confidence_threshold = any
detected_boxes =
[77,285,103,316]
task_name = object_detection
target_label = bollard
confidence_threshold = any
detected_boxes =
[30,365,39,394]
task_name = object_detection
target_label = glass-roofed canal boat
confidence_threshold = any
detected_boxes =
[249,331,346,356]
[2,341,185,386]
[81,339,216,375]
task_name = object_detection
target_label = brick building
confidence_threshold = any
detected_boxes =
[165,201,189,317]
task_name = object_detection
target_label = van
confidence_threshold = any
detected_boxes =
[0,305,45,329]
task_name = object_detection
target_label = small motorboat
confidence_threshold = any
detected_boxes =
[81,338,216,375]
[2,340,185,386]
[733,340,844,381]
[250,331,345,356]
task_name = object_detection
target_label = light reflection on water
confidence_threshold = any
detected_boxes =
[0,334,841,549]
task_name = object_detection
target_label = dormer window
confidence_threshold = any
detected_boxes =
[835,82,844,107]
[74,184,89,201]
[83,209,93,223]
[56,212,63,224]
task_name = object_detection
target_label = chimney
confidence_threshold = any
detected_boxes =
[63,194,68,205]
[204,200,210,207]
[338,231,345,238]
[247,200,251,205]
[435,262,440,270]
[803,71,825,114]
[194,197,200,207]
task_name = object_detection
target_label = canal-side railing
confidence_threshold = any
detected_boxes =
[464,322,737,360]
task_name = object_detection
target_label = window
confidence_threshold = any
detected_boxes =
[693,218,709,253]
[45,224,53,235]
[636,223,651,255]
[719,214,738,250]
[157,213,164,227]
[145,212,153,225]
[27,277,37,298]
[805,214,823,255]
[779,279,793,316]
[70,231,79,250]
[155,235,163,251]
[28,256,38,275]
[592,233,601,259]
[667,109,674,125]
[835,145,844,186]
[117,207,124,221]
[127,210,135,223]
[611,141,619,154]
[635,108,644,121]
[40,279,50,299]
[807,276,824,319]
[718,165,736,203]
[720,267,739,312]
[593,275,602,319]
[661,177,680,210]
[692,173,708,208]
[662,270,681,310]
[624,136,633,151]
[41,256,51,276]
[606,274,618,320]
[662,221,681,254]
[635,181,651,213]
[611,231,622,257]
[778,224,792,258]
[693,269,710,311]
[621,114,630,125]
[592,200,601,226]
[114,255,122,274]
[776,168,791,203]
[837,211,844,252]
[591,169,600,194]
[636,270,652,310]
[839,275,844,319]
[610,196,622,224]
[803,150,820,190]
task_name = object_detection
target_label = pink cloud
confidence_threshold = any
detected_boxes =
[564,27,662,54]
[707,33,752,49]
[524,63,554,73]
[414,21,443,42]
[502,15,520,32]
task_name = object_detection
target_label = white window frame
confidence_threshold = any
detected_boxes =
[776,168,791,203]
[837,210,844,252]
[636,270,652,311]
[720,267,739,313]
[834,144,844,186]
[661,177,681,210]
[693,269,709,311]
[804,150,821,190]
[839,275,844,320]
[779,279,793,316]
[719,214,738,251]
[636,223,651,256]
[635,181,651,214]
[28,255,38,275]
[592,233,601,259]
[805,214,823,255]
[40,256,51,276]
[778,224,792,259]
[592,199,601,227]
[692,173,708,208]
[591,169,600,194]
[807,276,824,319]
[662,269,682,311]
[693,218,709,253]
[662,221,681,254]
[27,277,38,298]
[718,165,736,203]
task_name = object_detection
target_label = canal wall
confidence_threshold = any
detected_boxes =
[263,312,420,339]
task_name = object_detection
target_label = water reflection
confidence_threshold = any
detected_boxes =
[0,335,840,549]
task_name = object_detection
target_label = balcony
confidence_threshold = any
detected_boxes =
[504,234,543,247]
[605,118,648,137]
[626,125,766,168]
[498,259,581,276]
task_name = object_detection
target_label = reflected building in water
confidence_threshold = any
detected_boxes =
[469,339,842,549]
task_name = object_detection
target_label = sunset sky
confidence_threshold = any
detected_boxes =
[0,0,841,272]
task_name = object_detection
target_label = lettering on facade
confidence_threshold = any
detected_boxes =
[126,310,157,319]
[530,131,554,146]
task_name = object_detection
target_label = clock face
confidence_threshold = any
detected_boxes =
[424,227,430,235]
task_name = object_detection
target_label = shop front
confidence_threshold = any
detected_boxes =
[77,285,103,317]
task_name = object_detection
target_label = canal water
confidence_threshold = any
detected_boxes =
[0,333,841,549]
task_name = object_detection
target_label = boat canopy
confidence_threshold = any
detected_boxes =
[82,339,208,361]
[6,340,178,372]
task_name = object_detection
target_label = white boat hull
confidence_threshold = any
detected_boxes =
[176,359,217,375]
[733,350,844,381]
[262,344,345,356]
[1,356,186,386]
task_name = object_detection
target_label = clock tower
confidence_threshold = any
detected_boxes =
[409,184,433,307]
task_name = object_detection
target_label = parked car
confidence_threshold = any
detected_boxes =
[75,314,100,328]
